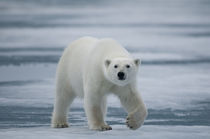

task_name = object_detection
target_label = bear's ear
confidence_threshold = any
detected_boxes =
[134,59,141,66]
[105,59,111,67]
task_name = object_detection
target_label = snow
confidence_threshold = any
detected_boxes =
[0,126,209,139]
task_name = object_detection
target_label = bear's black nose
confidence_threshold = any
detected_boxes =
[118,72,125,80]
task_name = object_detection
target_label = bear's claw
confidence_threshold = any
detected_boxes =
[91,124,112,131]
[126,115,139,130]
[100,125,112,131]
[52,123,69,128]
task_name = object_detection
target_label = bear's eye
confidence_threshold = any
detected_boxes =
[126,65,130,68]
[114,65,118,68]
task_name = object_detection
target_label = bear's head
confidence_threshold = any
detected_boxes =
[104,57,140,86]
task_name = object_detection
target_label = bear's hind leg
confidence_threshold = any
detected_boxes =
[51,86,75,128]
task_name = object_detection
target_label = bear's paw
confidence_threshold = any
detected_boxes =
[52,122,69,128]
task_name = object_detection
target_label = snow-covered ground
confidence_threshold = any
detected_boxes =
[1,126,210,139]
[0,0,210,138]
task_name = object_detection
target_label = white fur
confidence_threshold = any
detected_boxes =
[51,37,147,130]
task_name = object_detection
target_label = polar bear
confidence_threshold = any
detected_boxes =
[51,37,147,131]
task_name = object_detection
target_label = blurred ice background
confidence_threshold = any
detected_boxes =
[0,0,210,138]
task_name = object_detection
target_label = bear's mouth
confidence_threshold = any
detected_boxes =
[118,77,126,80]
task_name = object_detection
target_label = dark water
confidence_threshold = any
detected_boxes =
[1,101,210,129]
[0,0,210,134]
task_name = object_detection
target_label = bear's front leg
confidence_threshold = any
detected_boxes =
[117,86,147,130]
[84,92,112,131]
[126,106,146,130]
